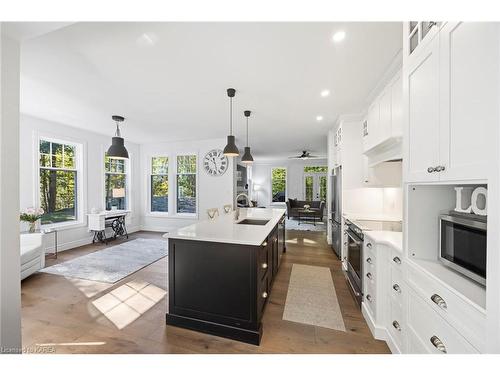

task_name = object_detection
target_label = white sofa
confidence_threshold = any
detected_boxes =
[21,233,44,280]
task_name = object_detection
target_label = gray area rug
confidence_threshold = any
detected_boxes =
[286,217,326,232]
[41,238,168,283]
[283,264,346,331]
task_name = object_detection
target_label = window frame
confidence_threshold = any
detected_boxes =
[270,166,287,206]
[103,152,130,212]
[149,155,169,215]
[174,153,198,217]
[35,134,85,230]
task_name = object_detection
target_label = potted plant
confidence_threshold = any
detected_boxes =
[20,207,44,233]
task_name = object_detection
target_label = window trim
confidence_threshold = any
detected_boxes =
[174,152,199,217]
[34,133,86,230]
[149,155,169,215]
[270,166,287,206]
[103,151,131,212]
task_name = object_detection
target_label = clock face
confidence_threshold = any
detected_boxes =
[203,149,228,176]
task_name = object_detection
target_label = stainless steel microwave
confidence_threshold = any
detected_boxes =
[439,214,487,286]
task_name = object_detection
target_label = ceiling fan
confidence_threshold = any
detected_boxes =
[288,150,321,160]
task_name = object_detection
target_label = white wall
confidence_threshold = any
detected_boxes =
[251,158,327,207]
[0,25,22,351]
[19,114,142,252]
[140,138,235,232]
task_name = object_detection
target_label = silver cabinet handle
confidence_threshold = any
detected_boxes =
[366,242,372,249]
[428,21,438,28]
[393,256,401,265]
[366,257,373,264]
[431,294,447,310]
[262,291,268,299]
[262,241,268,247]
[427,166,435,173]
[393,284,401,293]
[430,335,447,353]
[392,320,401,331]
[366,294,372,302]
[366,272,373,280]
[435,165,446,172]
[261,263,268,269]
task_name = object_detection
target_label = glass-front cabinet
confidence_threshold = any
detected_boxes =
[407,21,441,57]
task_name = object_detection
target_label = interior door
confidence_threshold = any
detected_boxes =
[304,173,327,201]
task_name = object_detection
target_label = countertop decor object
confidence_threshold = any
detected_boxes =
[20,207,44,233]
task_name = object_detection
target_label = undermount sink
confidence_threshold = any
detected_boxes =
[236,219,270,226]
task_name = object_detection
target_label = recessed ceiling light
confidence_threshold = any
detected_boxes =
[316,116,324,121]
[332,31,346,43]
[320,89,330,97]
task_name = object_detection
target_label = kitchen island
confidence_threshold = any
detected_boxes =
[163,208,286,345]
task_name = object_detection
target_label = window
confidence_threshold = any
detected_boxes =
[271,167,287,203]
[104,154,127,210]
[176,155,197,214]
[151,156,169,213]
[39,139,78,225]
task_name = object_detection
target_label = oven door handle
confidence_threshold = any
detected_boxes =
[346,273,361,297]
[346,230,362,247]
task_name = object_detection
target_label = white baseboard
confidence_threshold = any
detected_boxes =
[362,302,401,354]
[140,225,171,233]
[43,225,141,254]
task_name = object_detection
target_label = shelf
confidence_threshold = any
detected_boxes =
[410,258,486,312]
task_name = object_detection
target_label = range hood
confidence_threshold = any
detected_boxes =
[364,137,402,167]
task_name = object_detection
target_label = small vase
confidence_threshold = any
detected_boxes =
[29,221,36,233]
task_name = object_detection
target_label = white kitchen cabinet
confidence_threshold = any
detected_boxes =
[405,22,499,183]
[390,75,403,138]
[404,31,440,182]
[363,101,379,152]
[438,22,499,181]
[378,88,392,146]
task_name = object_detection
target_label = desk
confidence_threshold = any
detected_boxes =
[87,210,130,244]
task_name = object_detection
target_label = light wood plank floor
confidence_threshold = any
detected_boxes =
[21,230,390,354]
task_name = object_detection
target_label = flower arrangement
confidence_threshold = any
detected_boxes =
[20,207,44,233]
[303,204,311,210]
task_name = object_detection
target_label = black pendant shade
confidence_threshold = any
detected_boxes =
[107,115,129,159]
[241,110,254,164]
[223,88,239,157]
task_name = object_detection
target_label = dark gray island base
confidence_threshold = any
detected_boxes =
[166,214,286,345]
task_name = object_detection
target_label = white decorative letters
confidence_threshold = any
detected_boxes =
[454,186,487,216]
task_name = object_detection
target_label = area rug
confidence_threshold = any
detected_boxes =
[285,217,326,232]
[41,238,168,284]
[282,264,346,331]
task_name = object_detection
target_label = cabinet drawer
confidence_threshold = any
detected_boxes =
[364,280,376,318]
[388,297,406,351]
[390,268,406,306]
[407,263,486,351]
[408,288,479,354]
[257,274,269,320]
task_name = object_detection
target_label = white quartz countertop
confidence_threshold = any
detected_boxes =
[364,231,403,252]
[163,207,286,246]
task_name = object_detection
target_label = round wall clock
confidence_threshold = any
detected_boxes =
[203,149,229,176]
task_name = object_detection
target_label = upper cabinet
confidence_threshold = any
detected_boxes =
[363,72,403,159]
[407,21,441,64]
[404,22,499,183]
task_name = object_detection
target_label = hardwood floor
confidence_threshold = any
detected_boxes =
[21,230,390,354]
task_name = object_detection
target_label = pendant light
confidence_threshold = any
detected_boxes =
[241,110,254,164]
[107,115,129,159]
[223,88,239,157]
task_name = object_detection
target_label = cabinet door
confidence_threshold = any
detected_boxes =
[378,88,392,145]
[405,33,440,182]
[439,22,499,181]
[363,101,380,152]
[390,75,403,138]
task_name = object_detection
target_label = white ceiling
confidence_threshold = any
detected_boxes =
[20,22,402,159]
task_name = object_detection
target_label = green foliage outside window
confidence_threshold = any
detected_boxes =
[177,155,197,213]
[39,140,77,225]
[271,167,286,203]
[303,166,328,173]
[151,157,168,212]
[105,153,127,210]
